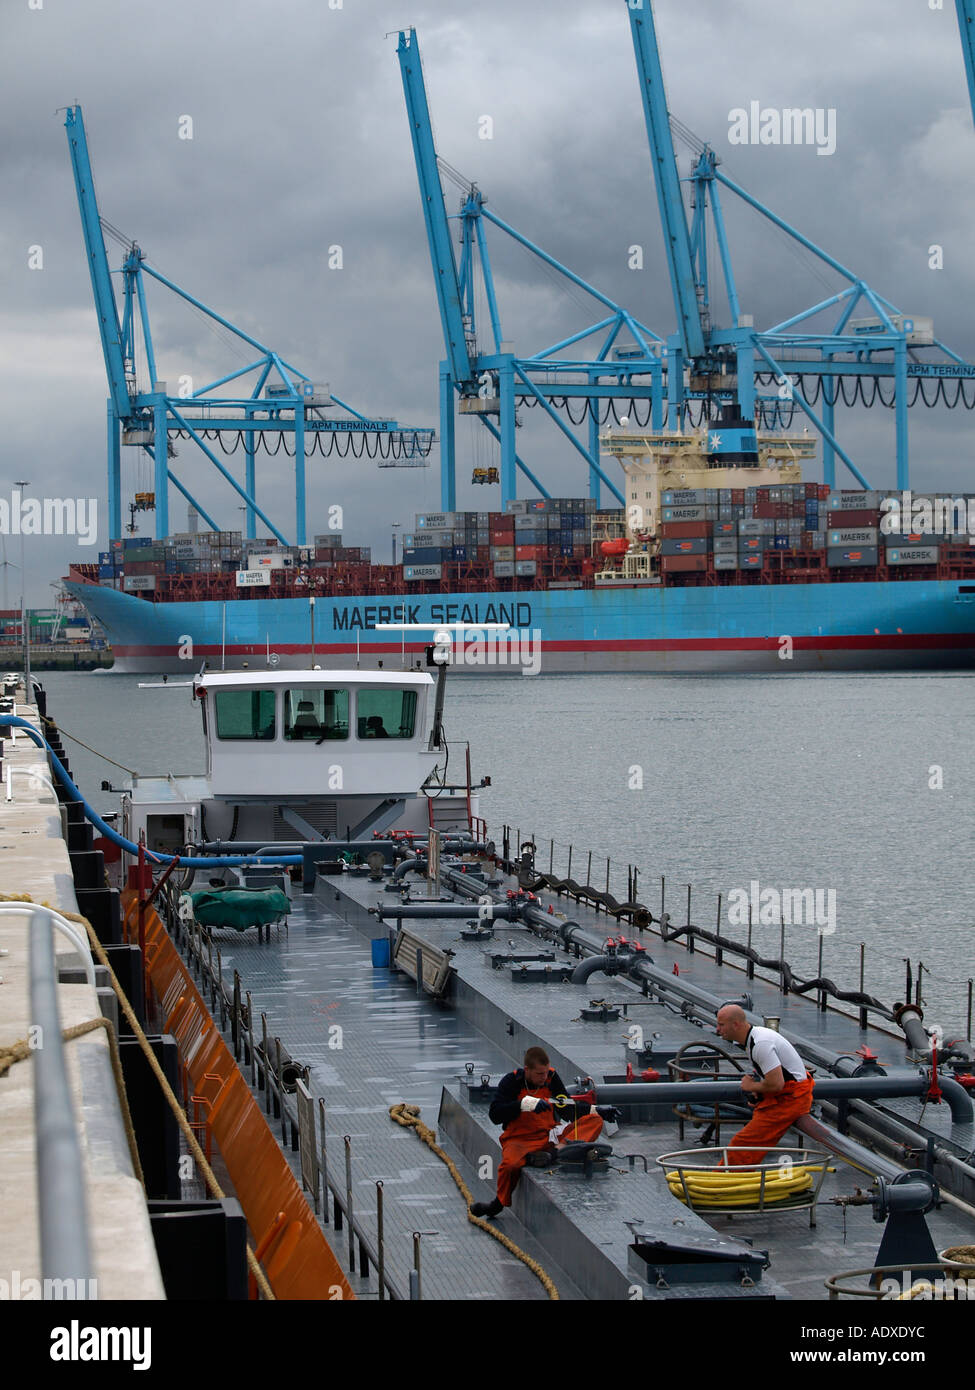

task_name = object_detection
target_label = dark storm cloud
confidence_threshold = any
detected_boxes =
[1,0,973,599]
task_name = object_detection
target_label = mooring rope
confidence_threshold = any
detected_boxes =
[388,1102,560,1300]
[40,714,139,776]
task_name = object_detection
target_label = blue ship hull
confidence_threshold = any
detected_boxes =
[66,578,975,674]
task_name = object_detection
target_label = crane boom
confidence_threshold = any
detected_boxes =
[397,28,478,393]
[627,1,706,362]
[957,1,975,130]
[64,106,130,419]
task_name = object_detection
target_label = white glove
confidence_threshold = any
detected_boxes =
[520,1096,542,1112]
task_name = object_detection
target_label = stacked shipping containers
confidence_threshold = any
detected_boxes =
[650,485,975,580]
[403,498,596,582]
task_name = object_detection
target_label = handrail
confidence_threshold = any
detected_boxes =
[26,902,95,1290]
[5,763,58,802]
[0,903,97,988]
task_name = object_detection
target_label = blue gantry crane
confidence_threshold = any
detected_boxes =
[65,105,435,546]
[399,3,975,510]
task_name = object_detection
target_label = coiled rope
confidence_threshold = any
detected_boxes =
[388,1102,560,1301]
[0,893,275,1300]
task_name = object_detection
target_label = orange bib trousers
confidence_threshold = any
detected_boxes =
[726,1074,814,1166]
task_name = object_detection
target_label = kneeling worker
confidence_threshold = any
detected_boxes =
[470,1045,622,1218]
[715,1004,814,1165]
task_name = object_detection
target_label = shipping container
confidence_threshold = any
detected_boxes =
[490,546,515,562]
[739,553,763,569]
[415,512,457,530]
[123,574,156,591]
[492,561,514,578]
[505,500,529,515]
[828,528,879,547]
[661,489,709,505]
[515,560,537,576]
[739,536,768,553]
[827,547,879,567]
[827,509,881,529]
[661,537,709,556]
[713,537,738,554]
[661,505,707,522]
[403,564,442,581]
[661,554,708,572]
[714,554,739,570]
[738,519,764,535]
[886,546,940,565]
[660,521,713,539]
[713,520,737,536]
[515,545,545,561]
[827,491,880,511]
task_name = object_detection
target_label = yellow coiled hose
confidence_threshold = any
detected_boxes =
[666,1165,818,1207]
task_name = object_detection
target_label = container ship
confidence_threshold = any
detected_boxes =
[65,416,975,674]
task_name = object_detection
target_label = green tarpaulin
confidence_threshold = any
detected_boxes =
[189,886,290,931]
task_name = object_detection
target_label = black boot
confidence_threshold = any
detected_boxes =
[470,1197,503,1219]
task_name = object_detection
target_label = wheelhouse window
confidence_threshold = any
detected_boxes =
[214,689,276,741]
[356,688,417,740]
[284,687,349,741]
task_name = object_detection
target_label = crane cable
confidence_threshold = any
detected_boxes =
[388,1102,559,1300]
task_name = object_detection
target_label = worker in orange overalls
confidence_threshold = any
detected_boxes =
[715,1004,815,1165]
[470,1045,622,1218]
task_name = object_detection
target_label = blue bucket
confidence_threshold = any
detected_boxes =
[371,936,391,969]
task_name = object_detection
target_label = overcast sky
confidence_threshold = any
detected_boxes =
[2,0,974,603]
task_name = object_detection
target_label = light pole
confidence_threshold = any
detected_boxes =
[15,481,30,692]
[309,595,316,667]
[391,522,401,566]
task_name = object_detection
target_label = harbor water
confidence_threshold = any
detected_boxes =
[36,668,975,1038]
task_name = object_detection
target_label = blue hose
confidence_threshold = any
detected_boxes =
[0,714,301,869]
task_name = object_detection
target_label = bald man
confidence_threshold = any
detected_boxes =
[714,1005,814,1165]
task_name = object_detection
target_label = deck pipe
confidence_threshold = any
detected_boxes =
[373,901,528,922]
[200,837,479,857]
[833,1099,975,1187]
[791,1111,905,1183]
[590,1074,974,1124]
[570,952,643,984]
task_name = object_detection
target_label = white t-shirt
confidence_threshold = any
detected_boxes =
[745,1026,807,1083]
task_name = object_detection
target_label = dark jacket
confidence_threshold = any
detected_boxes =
[488,1068,592,1128]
